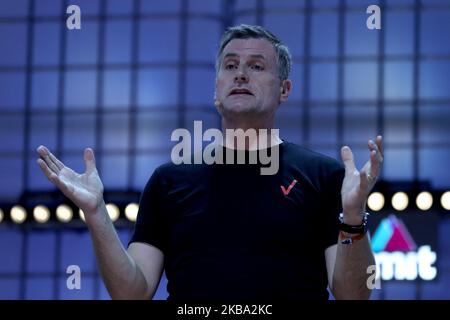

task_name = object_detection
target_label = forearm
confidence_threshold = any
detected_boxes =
[332,233,375,300]
[85,201,149,299]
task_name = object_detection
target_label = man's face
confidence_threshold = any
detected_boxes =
[215,38,287,119]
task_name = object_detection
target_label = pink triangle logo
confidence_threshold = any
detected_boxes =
[384,215,417,252]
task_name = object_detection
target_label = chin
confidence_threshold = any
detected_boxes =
[224,102,258,114]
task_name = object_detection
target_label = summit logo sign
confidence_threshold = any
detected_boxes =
[371,215,437,281]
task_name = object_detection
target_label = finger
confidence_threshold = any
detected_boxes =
[37,158,57,182]
[368,139,383,163]
[369,149,379,179]
[47,149,65,170]
[376,135,383,157]
[36,145,61,174]
[84,148,96,174]
[37,159,73,195]
[359,170,369,193]
[341,146,357,174]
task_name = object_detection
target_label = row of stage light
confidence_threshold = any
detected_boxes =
[368,191,450,211]
[0,191,450,225]
[0,203,139,224]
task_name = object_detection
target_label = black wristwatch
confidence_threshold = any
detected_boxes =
[338,212,369,235]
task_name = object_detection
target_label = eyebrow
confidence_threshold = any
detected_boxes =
[223,53,267,61]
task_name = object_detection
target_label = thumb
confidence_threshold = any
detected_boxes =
[341,146,356,174]
[84,148,96,174]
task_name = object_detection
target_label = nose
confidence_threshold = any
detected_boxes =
[234,70,249,84]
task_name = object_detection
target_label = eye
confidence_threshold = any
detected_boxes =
[251,64,264,71]
[225,63,236,70]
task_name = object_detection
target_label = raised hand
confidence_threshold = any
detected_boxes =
[340,136,384,225]
[36,145,104,215]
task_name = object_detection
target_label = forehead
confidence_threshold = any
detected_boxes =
[221,38,277,62]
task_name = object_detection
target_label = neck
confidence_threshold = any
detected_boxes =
[220,115,281,151]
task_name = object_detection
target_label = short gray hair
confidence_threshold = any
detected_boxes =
[215,24,292,81]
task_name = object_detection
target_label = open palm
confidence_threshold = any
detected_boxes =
[340,136,383,224]
[37,146,104,215]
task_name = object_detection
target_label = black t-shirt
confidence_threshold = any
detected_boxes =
[129,141,344,300]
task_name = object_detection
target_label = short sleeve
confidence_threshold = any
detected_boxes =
[128,169,168,253]
[321,165,345,251]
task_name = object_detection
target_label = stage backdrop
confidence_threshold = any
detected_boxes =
[0,0,449,299]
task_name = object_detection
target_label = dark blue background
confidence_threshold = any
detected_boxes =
[0,0,449,299]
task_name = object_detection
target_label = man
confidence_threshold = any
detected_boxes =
[37,24,383,300]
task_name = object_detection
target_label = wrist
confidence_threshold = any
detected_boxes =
[83,200,107,223]
[342,214,364,225]
[339,212,369,234]
[342,206,367,225]
[339,231,365,245]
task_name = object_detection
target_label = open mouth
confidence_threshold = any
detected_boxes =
[229,88,254,96]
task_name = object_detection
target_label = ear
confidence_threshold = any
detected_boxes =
[279,79,292,103]
[213,88,221,109]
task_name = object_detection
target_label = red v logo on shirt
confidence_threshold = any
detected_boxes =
[281,179,297,196]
